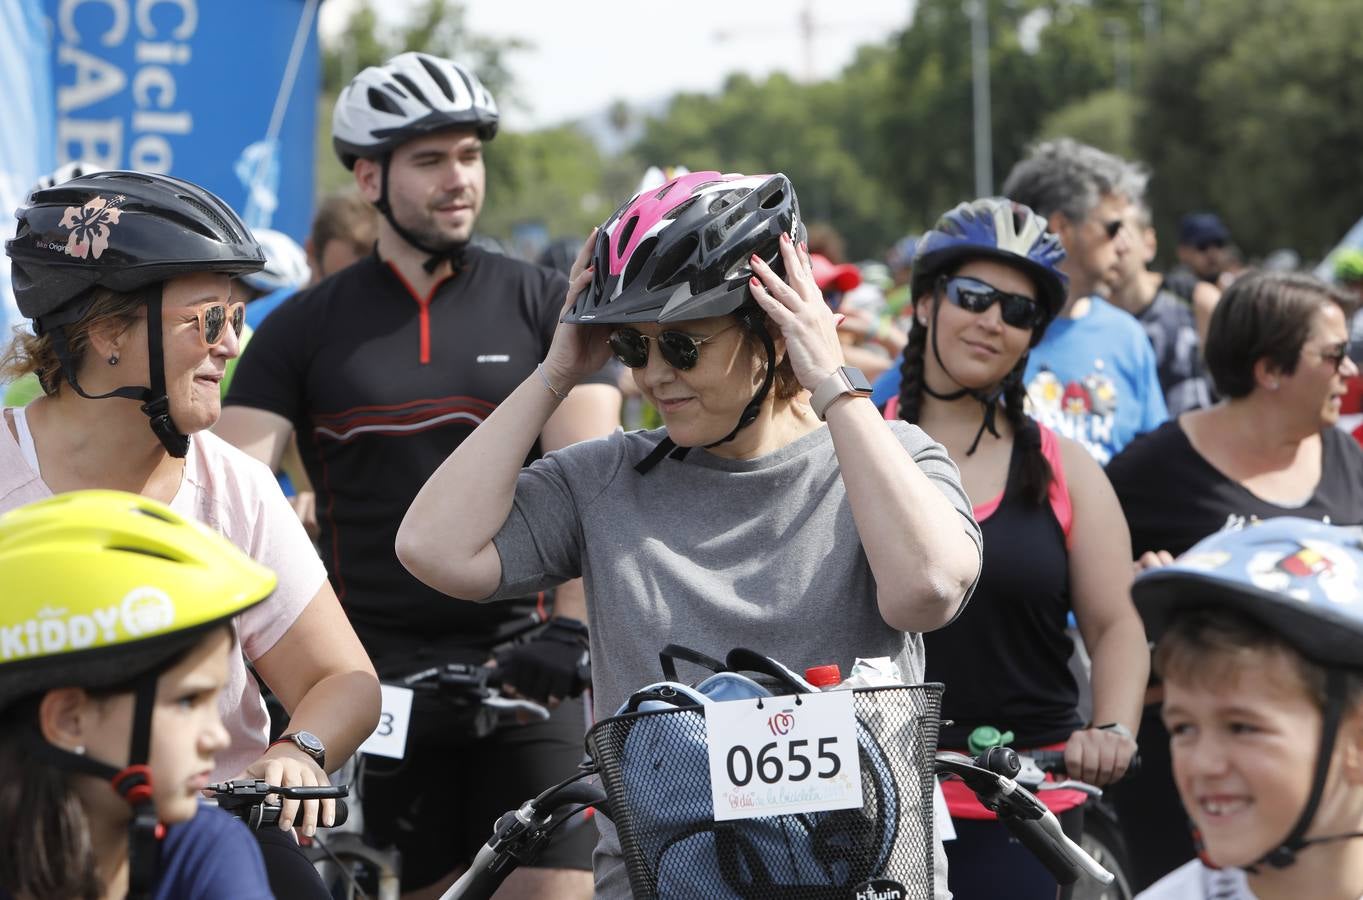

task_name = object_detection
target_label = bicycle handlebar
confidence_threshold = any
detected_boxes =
[934,751,1115,887]
[207,779,350,831]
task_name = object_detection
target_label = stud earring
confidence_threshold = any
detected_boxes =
[73,745,86,755]
[108,354,119,366]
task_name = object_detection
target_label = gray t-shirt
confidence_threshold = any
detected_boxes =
[489,421,980,899]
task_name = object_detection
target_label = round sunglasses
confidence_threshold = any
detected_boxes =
[607,322,740,370]
[938,275,1045,330]
[192,301,246,349]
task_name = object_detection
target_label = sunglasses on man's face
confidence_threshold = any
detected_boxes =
[1195,240,1226,252]
[193,301,246,349]
[607,323,739,370]
[939,276,1045,330]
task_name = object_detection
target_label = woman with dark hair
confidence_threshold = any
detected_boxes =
[1105,269,1363,891]
[890,198,1148,900]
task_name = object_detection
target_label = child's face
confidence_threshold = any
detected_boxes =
[1162,654,1322,868]
[85,628,233,824]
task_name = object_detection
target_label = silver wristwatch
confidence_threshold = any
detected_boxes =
[810,366,873,421]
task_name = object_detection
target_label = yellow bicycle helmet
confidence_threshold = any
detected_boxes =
[0,490,276,900]
[0,489,276,710]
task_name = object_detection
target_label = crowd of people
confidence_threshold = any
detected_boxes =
[3,48,1363,900]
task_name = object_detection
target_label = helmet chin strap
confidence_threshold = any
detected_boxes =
[1244,669,1354,872]
[26,669,163,900]
[921,293,1013,456]
[375,155,468,276]
[634,308,777,475]
[41,286,190,459]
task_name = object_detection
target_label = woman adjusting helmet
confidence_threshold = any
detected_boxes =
[3,171,263,457]
[564,170,806,472]
[905,197,1067,453]
[0,490,276,899]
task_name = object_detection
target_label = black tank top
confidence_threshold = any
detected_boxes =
[926,424,1082,748]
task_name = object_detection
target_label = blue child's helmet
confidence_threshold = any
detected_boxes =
[1134,518,1363,871]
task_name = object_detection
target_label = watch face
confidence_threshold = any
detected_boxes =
[842,366,873,393]
[296,731,324,754]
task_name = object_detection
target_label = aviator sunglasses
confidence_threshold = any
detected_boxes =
[939,276,1045,330]
[192,301,247,349]
[608,322,740,370]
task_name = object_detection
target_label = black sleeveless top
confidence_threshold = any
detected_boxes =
[926,425,1082,748]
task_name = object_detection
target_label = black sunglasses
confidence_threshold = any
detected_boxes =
[939,276,1045,330]
[1195,240,1226,252]
[1314,340,1352,371]
[608,323,739,370]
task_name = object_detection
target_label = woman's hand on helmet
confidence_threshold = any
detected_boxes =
[544,228,614,390]
[238,748,334,838]
[747,234,846,390]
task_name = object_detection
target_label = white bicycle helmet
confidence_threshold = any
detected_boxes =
[332,52,499,170]
[28,160,100,197]
[243,228,311,293]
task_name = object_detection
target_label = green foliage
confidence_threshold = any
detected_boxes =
[1037,88,1136,160]
[1136,0,1363,259]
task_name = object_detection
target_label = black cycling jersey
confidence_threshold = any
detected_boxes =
[225,248,599,641]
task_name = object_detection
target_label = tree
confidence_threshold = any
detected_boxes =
[1136,0,1363,259]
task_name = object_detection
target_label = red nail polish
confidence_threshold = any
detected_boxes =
[750,276,760,287]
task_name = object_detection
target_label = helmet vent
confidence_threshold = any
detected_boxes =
[760,187,785,210]
[392,73,429,107]
[178,195,234,239]
[417,55,455,101]
[648,234,698,290]
[109,544,178,562]
[367,87,404,115]
[133,505,176,524]
[622,236,657,289]
[616,216,639,259]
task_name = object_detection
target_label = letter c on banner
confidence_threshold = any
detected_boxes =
[133,66,175,107]
[60,0,131,46]
[137,0,197,40]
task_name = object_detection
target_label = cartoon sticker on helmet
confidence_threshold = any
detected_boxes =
[1247,540,1360,606]
[57,195,126,260]
[121,587,176,637]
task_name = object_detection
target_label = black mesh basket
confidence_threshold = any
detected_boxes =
[586,683,944,900]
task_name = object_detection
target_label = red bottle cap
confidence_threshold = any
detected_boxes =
[804,664,842,688]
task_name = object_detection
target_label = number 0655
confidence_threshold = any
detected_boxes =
[725,737,841,787]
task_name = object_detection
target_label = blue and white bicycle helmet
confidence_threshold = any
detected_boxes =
[911,197,1068,338]
[1134,518,1363,870]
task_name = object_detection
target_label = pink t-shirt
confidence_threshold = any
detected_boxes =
[0,408,328,779]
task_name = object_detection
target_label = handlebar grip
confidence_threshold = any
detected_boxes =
[248,798,349,830]
[1029,749,1142,781]
[440,840,515,900]
[1001,814,1084,885]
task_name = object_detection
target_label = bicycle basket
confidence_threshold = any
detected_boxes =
[586,683,944,900]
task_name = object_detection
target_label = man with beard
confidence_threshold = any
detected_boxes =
[218,53,616,900]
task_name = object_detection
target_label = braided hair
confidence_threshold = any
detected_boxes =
[897,286,1053,507]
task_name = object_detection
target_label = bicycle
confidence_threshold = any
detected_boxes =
[437,645,1121,900]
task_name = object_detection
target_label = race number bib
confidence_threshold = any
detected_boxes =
[705,691,863,821]
[359,684,414,760]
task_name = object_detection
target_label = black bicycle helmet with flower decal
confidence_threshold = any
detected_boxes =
[4,170,263,457]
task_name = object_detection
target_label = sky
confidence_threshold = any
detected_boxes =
[319,0,915,131]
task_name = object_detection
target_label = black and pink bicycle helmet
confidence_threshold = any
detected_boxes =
[569,172,806,472]
[564,171,805,326]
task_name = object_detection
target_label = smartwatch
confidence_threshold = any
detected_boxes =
[269,730,326,770]
[810,366,873,421]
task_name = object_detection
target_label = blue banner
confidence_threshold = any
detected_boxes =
[0,0,55,344]
[45,0,320,242]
